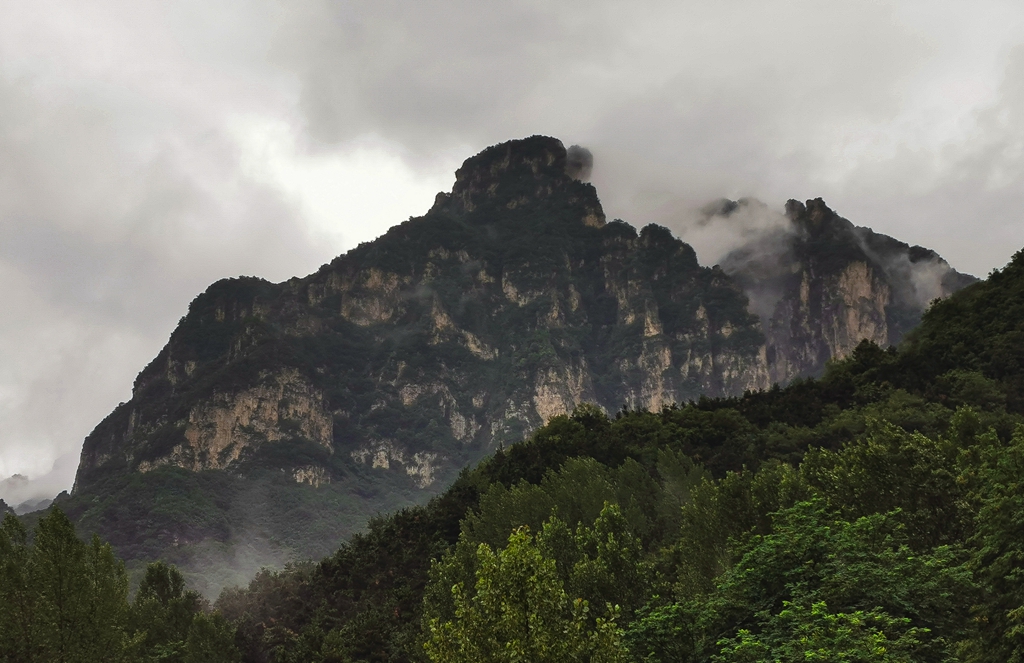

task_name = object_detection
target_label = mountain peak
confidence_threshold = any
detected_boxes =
[456,135,568,183]
[429,135,605,226]
[784,197,850,237]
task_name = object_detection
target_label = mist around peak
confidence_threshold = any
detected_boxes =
[667,196,977,382]
[672,197,802,322]
[565,145,594,181]
[0,475,52,515]
[851,227,978,313]
[677,196,974,320]
[676,198,795,268]
[0,452,78,514]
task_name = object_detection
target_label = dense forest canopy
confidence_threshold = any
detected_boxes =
[0,509,238,662]
[5,248,1024,662]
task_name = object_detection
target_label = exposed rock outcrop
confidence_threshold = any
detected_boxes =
[137,369,332,473]
[721,198,976,382]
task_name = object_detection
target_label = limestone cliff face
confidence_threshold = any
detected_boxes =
[722,198,976,382]
[137,369,332,474]
[829,261,890,352]
[74,136,769,500]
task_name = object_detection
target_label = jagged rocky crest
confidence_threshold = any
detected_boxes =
[67,136,974,587]
[717,198,976,382]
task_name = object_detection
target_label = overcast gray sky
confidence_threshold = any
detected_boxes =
[2,0,1023,503]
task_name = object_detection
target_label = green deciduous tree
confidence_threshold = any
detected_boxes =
[461,457,662,551]
[539,503,654,620]
[130,560,205,656]
[712,601,928,663]
[671,461,807,598]
[183,611,240,663]
[424,526,628,663]
[969,425,1024,663]
[710,501,975,662]
[0,513,40,662]
[32,508,92,662]
[0,508,236,663]
[802,417,971,548]
[631,499,976,663]
[130,560,241,663]
[0,509,137,663]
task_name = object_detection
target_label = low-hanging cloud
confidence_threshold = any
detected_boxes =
[683,198,795,268]
[677,198,802,321]
[565,145,594,181]
[852,228,971,312]
[676,195,977,346]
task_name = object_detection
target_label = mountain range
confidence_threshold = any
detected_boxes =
[49,136,974,593]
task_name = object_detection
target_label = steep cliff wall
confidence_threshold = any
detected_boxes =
[722,198,976,383]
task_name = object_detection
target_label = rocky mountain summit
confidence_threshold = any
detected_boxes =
[62,136,974,591]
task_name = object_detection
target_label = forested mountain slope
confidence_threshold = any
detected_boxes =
[212,250,1024,663]
[60,136,973,594]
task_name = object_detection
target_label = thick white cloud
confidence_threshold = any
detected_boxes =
[1,0,1023,501]
[273,0,1024,274]
[0,0,456,500]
